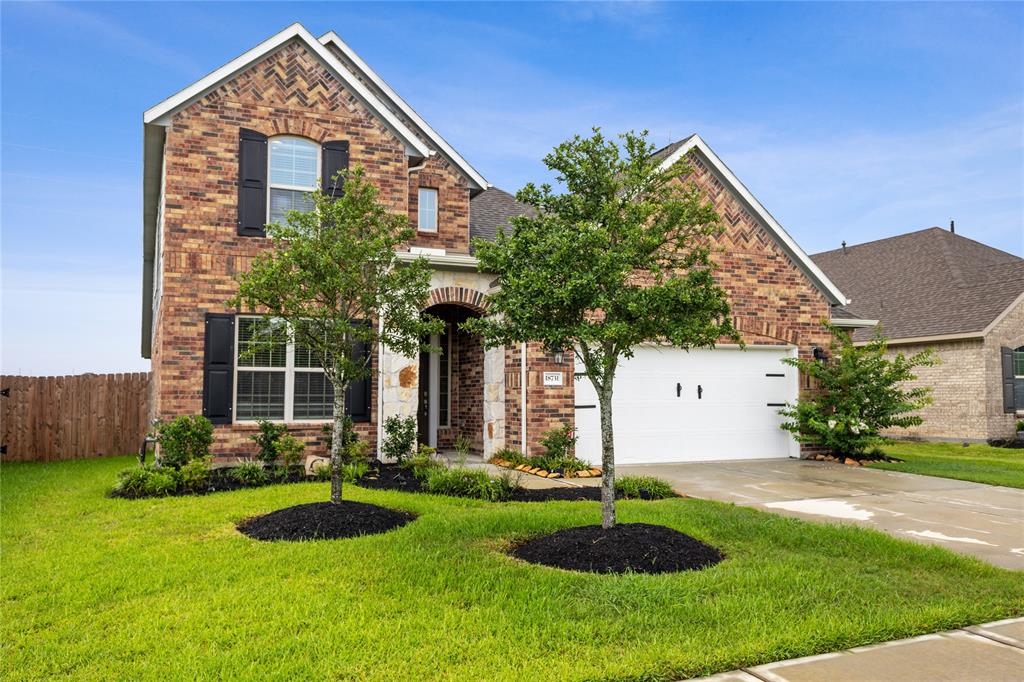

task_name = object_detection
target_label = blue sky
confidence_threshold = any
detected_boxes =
[2,1,1022,374]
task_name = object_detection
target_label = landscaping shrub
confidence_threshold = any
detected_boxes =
[454,433,473,459]
[779,324,936,457]
[405,446,443,479]
[615,476,675,500]
[113,466,159,497]
[251,420,289,464]
[151,415,214,468]
[381,415,417,463]
[491,448,528,466]
[422,466,519,502]
[232,462,268,486]
[527,424,589,473]
[274,434,306,467]
[341,460,369,484]
[540,424,576,460]
[143,469,180,497]
[177,457,212,493]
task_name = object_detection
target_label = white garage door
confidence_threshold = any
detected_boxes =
[574,346,798,464]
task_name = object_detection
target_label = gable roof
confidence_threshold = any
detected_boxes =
[812,227,1024,342]
[142,23,481,357]
[656,135,848,306]
[318,31,488,192]
[144,23,430,157]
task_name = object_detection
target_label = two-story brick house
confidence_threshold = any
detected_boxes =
[142,23,852,464]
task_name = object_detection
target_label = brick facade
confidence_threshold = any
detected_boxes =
[882,340,988,441]
[151,40,462,457]
[149,34,837,462]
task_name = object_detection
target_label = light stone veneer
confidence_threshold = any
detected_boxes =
[378,268,505,458]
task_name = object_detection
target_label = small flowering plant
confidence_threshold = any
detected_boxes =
[778,323,936,457]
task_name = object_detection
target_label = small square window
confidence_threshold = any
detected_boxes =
[418,188,438,232]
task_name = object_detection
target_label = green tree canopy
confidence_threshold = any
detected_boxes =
[779,324,937,457]
[465,129,738,528]
[230,166,441,503]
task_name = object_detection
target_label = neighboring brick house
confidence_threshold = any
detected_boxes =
[813,227,1024,442]
[141,23,850,464]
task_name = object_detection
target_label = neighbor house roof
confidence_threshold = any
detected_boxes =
[812,227,1024,343]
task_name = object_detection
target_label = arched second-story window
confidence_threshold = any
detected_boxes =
[268,136,318,225]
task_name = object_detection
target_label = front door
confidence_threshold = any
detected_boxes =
[417,347,430,446]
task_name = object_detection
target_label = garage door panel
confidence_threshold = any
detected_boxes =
[574,346,797,465]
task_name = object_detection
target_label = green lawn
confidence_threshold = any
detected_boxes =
[871,441,1024,489]
[3,457,1022,681]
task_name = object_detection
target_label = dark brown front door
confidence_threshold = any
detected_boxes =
[417,349,430,445]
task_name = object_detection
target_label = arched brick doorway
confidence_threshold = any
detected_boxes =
[417,300,486,453]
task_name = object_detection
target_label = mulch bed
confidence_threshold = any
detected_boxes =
[508,486,679,503]
[510,523,724,574]
[356,463,424,493]
[237,501,416,541]
[808,453,903,466]
[109,467,312,499]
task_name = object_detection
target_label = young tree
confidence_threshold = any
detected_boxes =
[465,129,738,528]
[779,324,937,457]
[230,167,442,504]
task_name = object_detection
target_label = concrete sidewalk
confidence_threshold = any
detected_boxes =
[689,618,1024,682]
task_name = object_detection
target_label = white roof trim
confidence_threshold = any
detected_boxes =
[395,250,479,271]
[832,317,879,328]
[658,135,850,306]
[143,23,431,158]
[319,30,489,191]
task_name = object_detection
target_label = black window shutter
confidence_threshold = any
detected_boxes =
[203,313,235,424]
[1000,347,1016,413]
[237,128,268,236]
[322,140,349,198]
[345,333,371,423]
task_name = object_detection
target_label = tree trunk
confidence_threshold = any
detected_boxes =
[329,394,346,504]
[598,381,616,529]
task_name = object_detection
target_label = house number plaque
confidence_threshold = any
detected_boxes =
[543,372,563,386]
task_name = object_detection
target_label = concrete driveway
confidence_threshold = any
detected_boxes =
[618,459,1024,570]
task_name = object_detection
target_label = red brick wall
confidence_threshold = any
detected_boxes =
[503,343,575,457]
[408,155,472,253]
[153,40,417,456]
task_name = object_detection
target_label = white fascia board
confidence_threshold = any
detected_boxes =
[143,23,431,158]
[395,250,479,271]
[658,135,850,306]
[832,318,879,328]
[319,30,489,191]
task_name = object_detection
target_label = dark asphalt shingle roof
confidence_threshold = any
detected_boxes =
[812,227,1024,341]
[469,187,533,245]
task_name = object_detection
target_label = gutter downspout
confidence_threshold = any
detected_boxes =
[520,342,527,454]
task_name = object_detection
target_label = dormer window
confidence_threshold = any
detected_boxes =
[418,187,438,232]
[269,137,318,225]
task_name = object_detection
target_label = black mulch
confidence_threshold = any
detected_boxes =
[510,523,724,574]
[237,501,416,542]
[356,463,425,493]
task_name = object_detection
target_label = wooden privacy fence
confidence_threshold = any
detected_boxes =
[1,373,151,462]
